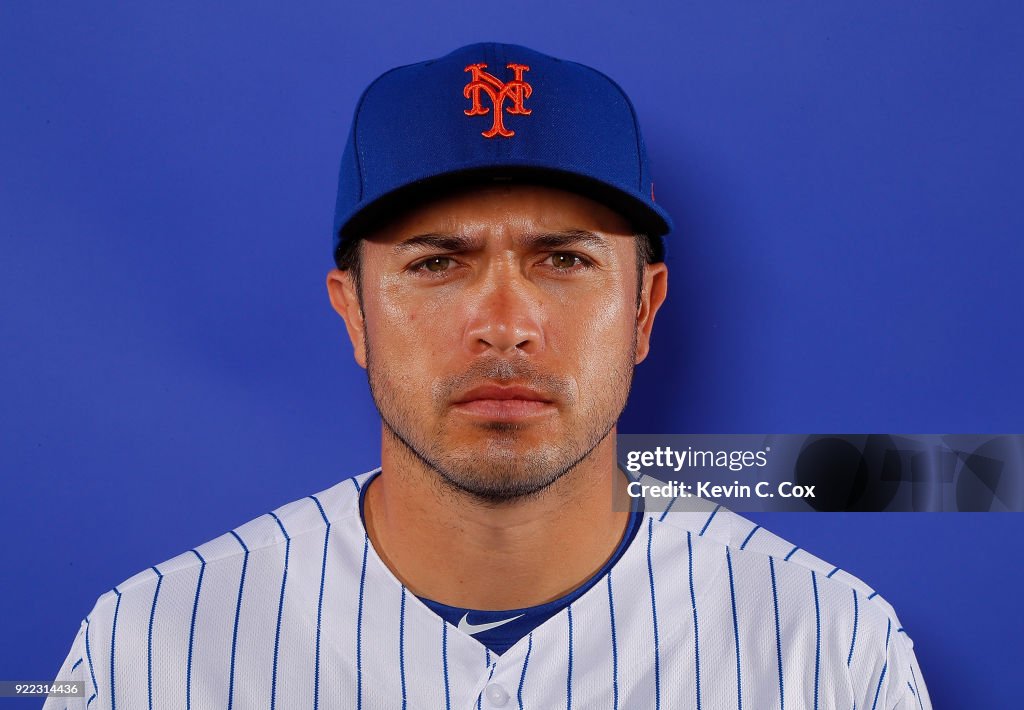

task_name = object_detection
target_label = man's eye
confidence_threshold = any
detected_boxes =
[547,253,584,270]
[417,257,452,272]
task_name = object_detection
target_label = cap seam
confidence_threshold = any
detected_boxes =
[349,61,428,203]
[563,59,645,193]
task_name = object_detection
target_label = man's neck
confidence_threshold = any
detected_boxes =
[363,428,631,610]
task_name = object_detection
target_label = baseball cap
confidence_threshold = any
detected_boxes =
[332,42,672,256]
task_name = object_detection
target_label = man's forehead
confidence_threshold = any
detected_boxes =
[364,182,636,246]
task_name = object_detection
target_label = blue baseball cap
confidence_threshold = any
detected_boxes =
[333,42,671,256]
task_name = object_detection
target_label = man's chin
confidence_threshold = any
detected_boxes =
[422,444,579,501]
[431,463,567,503]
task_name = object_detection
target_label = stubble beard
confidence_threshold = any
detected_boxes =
[364,332,638,503]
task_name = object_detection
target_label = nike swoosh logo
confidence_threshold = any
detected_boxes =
[457,612,525,636]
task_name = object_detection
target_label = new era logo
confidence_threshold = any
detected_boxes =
[463,63,532,138]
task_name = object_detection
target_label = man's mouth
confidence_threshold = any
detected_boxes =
[451,384,556,420]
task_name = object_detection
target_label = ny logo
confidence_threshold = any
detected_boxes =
[463,63,533,138]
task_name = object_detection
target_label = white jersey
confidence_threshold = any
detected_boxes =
[46,470,931,709]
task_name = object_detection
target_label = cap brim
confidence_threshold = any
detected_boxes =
[336,166,672,246]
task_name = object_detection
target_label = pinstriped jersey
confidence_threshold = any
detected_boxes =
[46,469,931,709]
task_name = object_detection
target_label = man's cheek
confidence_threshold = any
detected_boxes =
[579,316,633,357]
[394,328,453,370]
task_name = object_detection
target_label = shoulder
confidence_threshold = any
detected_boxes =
[653,497,905,626]
[54,470,377,708]
[78,469,376,641]
[648,501,927,705]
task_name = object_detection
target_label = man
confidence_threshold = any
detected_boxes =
[47,43,930,709]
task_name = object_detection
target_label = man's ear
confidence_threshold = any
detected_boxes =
[326,268,367,369]
[635,263,668,364]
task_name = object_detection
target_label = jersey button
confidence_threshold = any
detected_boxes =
[484,682,510,707]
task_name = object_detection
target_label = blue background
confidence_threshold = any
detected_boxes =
[2,2,1021,707]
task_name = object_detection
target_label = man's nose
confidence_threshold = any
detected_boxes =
[462,266,544,356]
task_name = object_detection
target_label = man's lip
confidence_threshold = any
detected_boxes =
[453,385,553,404]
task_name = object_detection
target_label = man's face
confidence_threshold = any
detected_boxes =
[328,184,667,501]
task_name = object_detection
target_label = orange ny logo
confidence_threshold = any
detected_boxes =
[463,63,532,138]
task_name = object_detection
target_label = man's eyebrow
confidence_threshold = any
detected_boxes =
[392,233,478,253]
[523,229,614,252]
[390,229,614,253]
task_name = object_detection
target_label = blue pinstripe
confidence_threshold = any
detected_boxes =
[812,570,821,710]
[909,663,925,710]
[870,619,892,710]
[351,476,362,492]
[726,548,742,710]
[478,654,495,710]
[310,495,332,710]
[769,557,783,710]
[607,572,619,710]
[356,535,368,710]
[847,590,859,667]
[71,658,83,672]
[517,632,533,710]
[85,618,98,707]
[698,505,721,536]
[828,566,841,578]
[785,545,800,561]
[147,566,163,710]
[269,512,291,710]
[740,524,760,550]
[658,495,678,521]
[399,587,408,710]
[186,549,206,710]
[687,532,702,710]
[226,531,250,710]
[868,591,879,600]
[646,518,661,710]
[110,587,122,710]
[566,607,574,710]
[441,620,451,710]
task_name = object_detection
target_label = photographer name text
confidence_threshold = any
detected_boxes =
[626,480,816,500]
